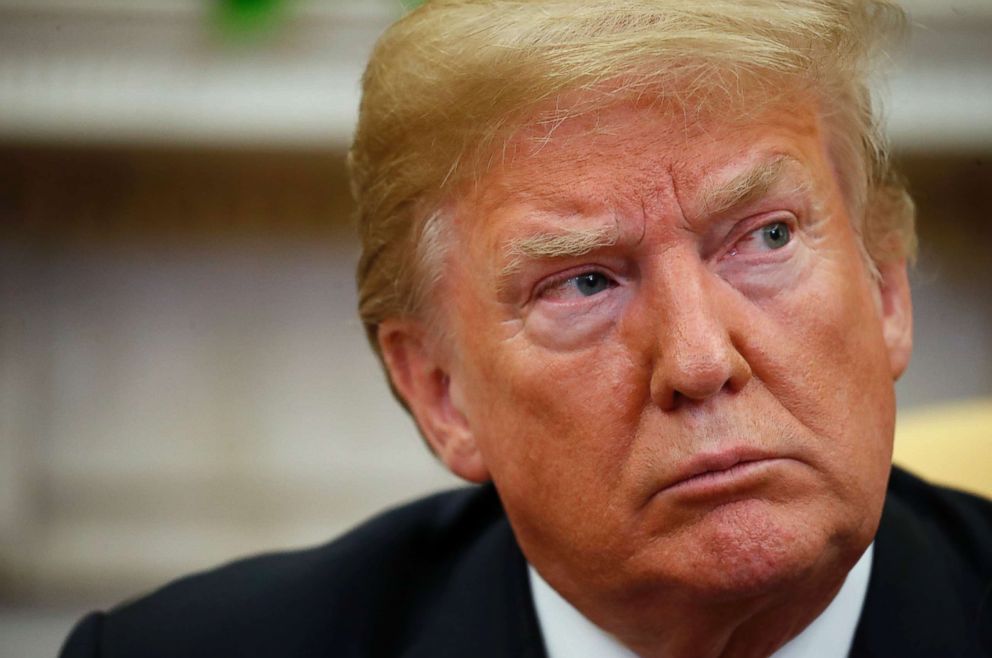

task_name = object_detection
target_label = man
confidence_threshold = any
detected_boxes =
[62,1,992,657]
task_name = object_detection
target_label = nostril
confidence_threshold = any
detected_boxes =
[676,361,733,399]
[643,262,753,410]
[650,339,752,410]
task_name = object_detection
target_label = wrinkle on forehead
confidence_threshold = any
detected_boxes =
[458,98,830,266]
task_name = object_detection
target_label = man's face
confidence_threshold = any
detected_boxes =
[394,96,911,613]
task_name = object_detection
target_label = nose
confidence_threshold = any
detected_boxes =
[645,258,752,410]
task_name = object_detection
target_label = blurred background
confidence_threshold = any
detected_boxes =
[0,0,990,655]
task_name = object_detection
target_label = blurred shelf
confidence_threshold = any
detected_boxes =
[0,1,989,150]
[0,1,395,148]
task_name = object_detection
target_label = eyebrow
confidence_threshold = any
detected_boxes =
[494,155,810,290]
[497,223,620,287]
[698,155,810,217]
[507,224,619,260]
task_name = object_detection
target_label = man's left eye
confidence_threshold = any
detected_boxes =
[729,221,793,257]
[759,222,791,249]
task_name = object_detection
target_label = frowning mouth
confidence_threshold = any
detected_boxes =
[661,450,791,499]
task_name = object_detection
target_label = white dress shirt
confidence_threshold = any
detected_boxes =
[529,543,874,658]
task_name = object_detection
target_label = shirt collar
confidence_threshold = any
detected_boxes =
[529,543,874,658]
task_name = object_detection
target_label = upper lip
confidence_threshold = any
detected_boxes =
[662,447,782,492]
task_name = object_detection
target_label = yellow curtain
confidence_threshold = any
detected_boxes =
[894,398,992,499]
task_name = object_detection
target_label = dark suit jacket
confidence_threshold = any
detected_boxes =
[60,467,992,657]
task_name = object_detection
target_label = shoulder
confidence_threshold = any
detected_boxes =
[884,465,992,575]
[60,484,509,658]
[852,467,992,658]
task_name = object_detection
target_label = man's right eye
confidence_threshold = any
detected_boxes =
[572,272,612,296]
[539,270,616,302]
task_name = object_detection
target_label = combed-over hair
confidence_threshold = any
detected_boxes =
[349,0,917,357]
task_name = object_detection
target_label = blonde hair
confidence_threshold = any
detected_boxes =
[349,0,916,356]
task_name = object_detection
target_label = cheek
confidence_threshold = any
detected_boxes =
[756,264,894,485]
[468,337,645,489]
[464,339,657,570]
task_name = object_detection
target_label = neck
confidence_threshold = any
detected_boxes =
[535,555,862,658]
[619,586,840,658]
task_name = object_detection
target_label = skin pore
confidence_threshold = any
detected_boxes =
[379,95,912,658]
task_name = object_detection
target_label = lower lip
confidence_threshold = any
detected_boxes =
[663,458,788,499]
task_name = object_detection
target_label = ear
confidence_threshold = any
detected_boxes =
[875,258,913,380]
[377,319,490,483]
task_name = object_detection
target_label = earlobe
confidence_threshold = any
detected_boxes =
[378,320,491,483]
[876,259,913,380]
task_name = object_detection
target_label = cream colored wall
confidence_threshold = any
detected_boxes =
[1,240,461,605]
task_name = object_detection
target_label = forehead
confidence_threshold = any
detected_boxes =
[454,96,832,240]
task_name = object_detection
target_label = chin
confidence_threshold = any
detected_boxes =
[656,499,858,602]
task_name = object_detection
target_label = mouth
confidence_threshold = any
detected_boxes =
[661,449,790,499]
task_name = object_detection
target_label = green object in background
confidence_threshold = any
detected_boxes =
[216,0,287,40]
[401,0,426,9]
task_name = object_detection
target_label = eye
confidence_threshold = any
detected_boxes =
[572,272,612,296]
[539,270,616,301]
[760,222,791,249]
[728,220,793,258]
